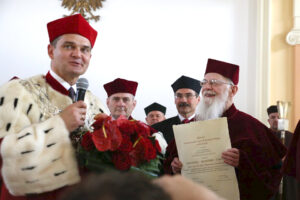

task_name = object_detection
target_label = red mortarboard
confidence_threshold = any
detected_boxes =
[205,58,239,85]
[104,78,138,97]
[47,14,97,47]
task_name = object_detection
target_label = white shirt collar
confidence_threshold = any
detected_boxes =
[49,69,77,91]
[178,113,195,122]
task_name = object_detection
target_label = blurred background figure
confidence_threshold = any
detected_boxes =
[267,105,298,200]
[267,105,293,147]
[267,105,280,131]
[144,102,167,126]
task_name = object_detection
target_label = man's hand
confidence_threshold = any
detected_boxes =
[59,101,87,132]
[222,148,240,167]
[171,157,183,174]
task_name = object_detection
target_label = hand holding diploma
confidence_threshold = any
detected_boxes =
[222,148,240,167]
[171,157,183,174]
[171,147,240,174]
[173,117,240,200]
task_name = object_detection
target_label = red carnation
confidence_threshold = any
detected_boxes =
[117,134,133,152]
[144,139,157,161]
[130,137,148,165]
[92,113,111,129]
[81,131,94,151]
[112,151,131,170]
[79,114,160,175]
[118,119,136,135]
[135,122,151,137]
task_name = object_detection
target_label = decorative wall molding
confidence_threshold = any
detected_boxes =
[286,0,300,45]
[255,0,271,124]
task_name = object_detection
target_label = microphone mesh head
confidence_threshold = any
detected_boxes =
[76,78,89,90]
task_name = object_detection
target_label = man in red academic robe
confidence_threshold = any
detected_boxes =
[103,78,138,121]
[0,14,108,200]
[282,120,300,200]
[103,78,167,154]
[165,58,287,200]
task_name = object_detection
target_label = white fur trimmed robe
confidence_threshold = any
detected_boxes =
[0,75,107,196]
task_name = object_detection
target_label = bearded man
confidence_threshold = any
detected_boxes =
[165,58,287,200]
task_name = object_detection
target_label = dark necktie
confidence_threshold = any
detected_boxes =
[182,118,195,124]
[182,119,190,124]
[68,87,76,102]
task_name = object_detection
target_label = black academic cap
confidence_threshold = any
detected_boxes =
[144,102,166,115]
[171,75,201,94]
[267,105,278,115]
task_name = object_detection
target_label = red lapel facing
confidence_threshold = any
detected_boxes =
[45,71,69,96]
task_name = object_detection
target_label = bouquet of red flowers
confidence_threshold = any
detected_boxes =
[77,114,162,177]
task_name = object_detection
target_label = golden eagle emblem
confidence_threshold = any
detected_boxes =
[61,0,105,22]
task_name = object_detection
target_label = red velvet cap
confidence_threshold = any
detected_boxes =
[47,14,97,47]
[205,58,239,85]
[104,78,138,97]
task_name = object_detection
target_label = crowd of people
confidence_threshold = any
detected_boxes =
[0,14,299,200]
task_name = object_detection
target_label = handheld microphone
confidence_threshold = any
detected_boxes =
[76,78,89,101]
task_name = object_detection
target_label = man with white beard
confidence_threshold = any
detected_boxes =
[165,58,287,200]
[196,78,230,121]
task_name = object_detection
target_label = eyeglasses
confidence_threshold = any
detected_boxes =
[200,79,234,87]
[111,96,133,103]
[175,93,198,100]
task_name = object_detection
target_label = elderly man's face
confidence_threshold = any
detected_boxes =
[175,88,200,117]
[196,72,236,121]
[268,112,279,131]
[201,73,232,105]
[106,93,136,119]
[146,111,166,126]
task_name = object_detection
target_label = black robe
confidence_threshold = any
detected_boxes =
[151,116,181,144]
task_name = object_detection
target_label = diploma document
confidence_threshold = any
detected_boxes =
[173,117,240,200]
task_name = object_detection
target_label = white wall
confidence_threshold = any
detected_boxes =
[0,0,259,123]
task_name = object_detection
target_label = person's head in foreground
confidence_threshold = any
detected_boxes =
[59,171,171,200]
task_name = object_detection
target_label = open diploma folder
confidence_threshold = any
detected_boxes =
[173,117,240,200]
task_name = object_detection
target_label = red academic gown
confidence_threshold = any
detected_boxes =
[164,104,287,200]
[0,72,77,200]
[282,120,300,181]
